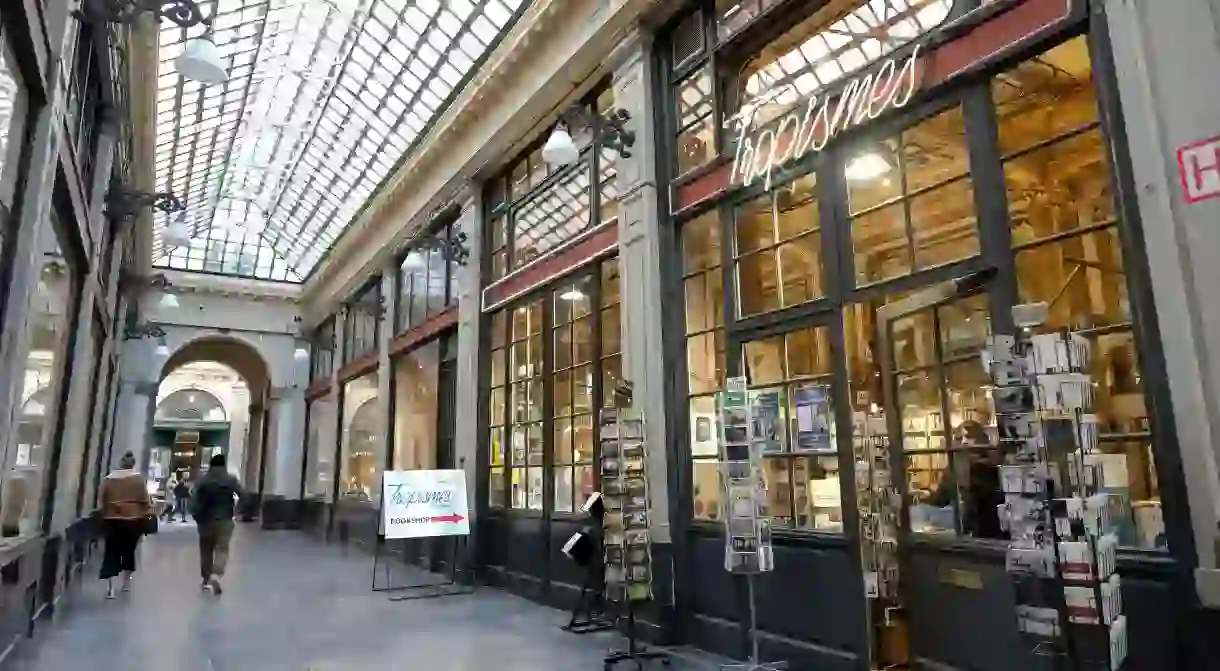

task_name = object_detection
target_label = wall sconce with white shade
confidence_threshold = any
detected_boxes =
[176,38,229,85]
[542,105,636,167]
[163,213,193,249]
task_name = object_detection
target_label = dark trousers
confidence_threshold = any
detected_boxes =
[198,519,235,580]
[100,518,142,580]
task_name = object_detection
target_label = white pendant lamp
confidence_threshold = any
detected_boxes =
[155,339,171,358]
[163,217,192,248]
[159,292,180,309]
[294,347,309,361]
[541,123,580,166]
[176,38,229,85]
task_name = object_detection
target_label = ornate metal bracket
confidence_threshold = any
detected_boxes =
[106,186,184,222]
[124,323,167,340]
[417,231,471,267]
[598,108,636,159]
[561,105,636,159]
[75,0,212,27]
[119,271,172,293]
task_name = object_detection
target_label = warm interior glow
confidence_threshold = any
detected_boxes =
[844,153,893,182]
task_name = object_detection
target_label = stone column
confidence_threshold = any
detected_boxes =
[612,31,672,545]
[453,184,483,531]
[244,403,264,489]
[112,379,158,472]
[1104,0,1220,607]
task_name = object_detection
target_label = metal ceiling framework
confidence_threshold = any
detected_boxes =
[151,0,529,281]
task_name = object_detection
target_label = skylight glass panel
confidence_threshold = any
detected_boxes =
[151,0,529,280]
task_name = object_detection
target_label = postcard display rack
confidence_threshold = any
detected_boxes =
[717,377,786,671]
[599,381,671,669]
[985,308,1128,670]
[852,409,904,663]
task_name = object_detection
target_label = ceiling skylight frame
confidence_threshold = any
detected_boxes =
[151,0,529,282]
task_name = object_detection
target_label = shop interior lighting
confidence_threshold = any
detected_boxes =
[559,289,587,301]
[844,152,893,182]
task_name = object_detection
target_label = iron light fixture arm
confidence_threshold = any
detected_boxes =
[75,0,213,27]
[106,186,185,222]
[560,105,636,159]
[418,230,471,267]
[124,323,167,340]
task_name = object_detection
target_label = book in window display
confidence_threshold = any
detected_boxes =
[598,386,654,603]
[985,303,1128,670]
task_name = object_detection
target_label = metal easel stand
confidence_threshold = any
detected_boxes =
[370,534,476,601]
[721,575,787,671]
[603,597,671,670]
[563,561,613,634]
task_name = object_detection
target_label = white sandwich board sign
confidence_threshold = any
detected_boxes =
[382,469,471,540]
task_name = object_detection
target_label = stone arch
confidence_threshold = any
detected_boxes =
[159,334,271,396]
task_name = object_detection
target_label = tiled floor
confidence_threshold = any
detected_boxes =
[10,522,707,670]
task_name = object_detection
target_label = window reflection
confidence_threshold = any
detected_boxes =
[392,341,438,471]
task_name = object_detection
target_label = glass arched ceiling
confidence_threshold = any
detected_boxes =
[151,0,530,281]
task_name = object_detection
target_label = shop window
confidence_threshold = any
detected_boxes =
[392,341,439,471]
[552,275,595,513]
[997,37,1160,549]
[848,104,979,286]
[488,310,508,508]
[684,212,727,521]
[743,326,841,531]
[305,396,337,500]
[339,373,382,504]
[600,260,623,410]
[729,0,957,133]
[674,67,715,177]
[509,299,545,510]
[734,172,823,317]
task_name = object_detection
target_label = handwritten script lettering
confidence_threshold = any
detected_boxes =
[389,484,453,507]
[731,44,923,192]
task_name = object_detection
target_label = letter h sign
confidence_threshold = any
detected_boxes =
[1178,135,1220,203]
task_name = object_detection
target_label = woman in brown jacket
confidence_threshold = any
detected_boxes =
[98,452,152,598]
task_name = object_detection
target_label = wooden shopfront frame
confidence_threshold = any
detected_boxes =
[655,1,1194,669]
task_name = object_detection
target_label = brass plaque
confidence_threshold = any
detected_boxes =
[940,567,984,590]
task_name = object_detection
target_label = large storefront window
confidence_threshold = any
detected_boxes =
[485,258,621,513]
[392,341,439,471]
[305,395,336,500]
[339,373,381,504]
[999,37,1159,548]
[668,17,1164,549]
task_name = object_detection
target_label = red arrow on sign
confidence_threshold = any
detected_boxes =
[432,514,465,524]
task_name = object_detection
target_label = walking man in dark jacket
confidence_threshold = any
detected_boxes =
[191,453,243,595]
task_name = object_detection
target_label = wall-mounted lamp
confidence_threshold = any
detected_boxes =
[417,230,471,267]
[542,105,636,167]
[107,186,185,222]
[75,0,212,28]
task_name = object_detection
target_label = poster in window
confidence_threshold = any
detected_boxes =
[795,383,832,451]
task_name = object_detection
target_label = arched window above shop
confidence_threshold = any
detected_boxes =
[156,389,228,423]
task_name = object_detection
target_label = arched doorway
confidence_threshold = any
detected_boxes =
[155,336,271,513]
[152,386,231,486]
